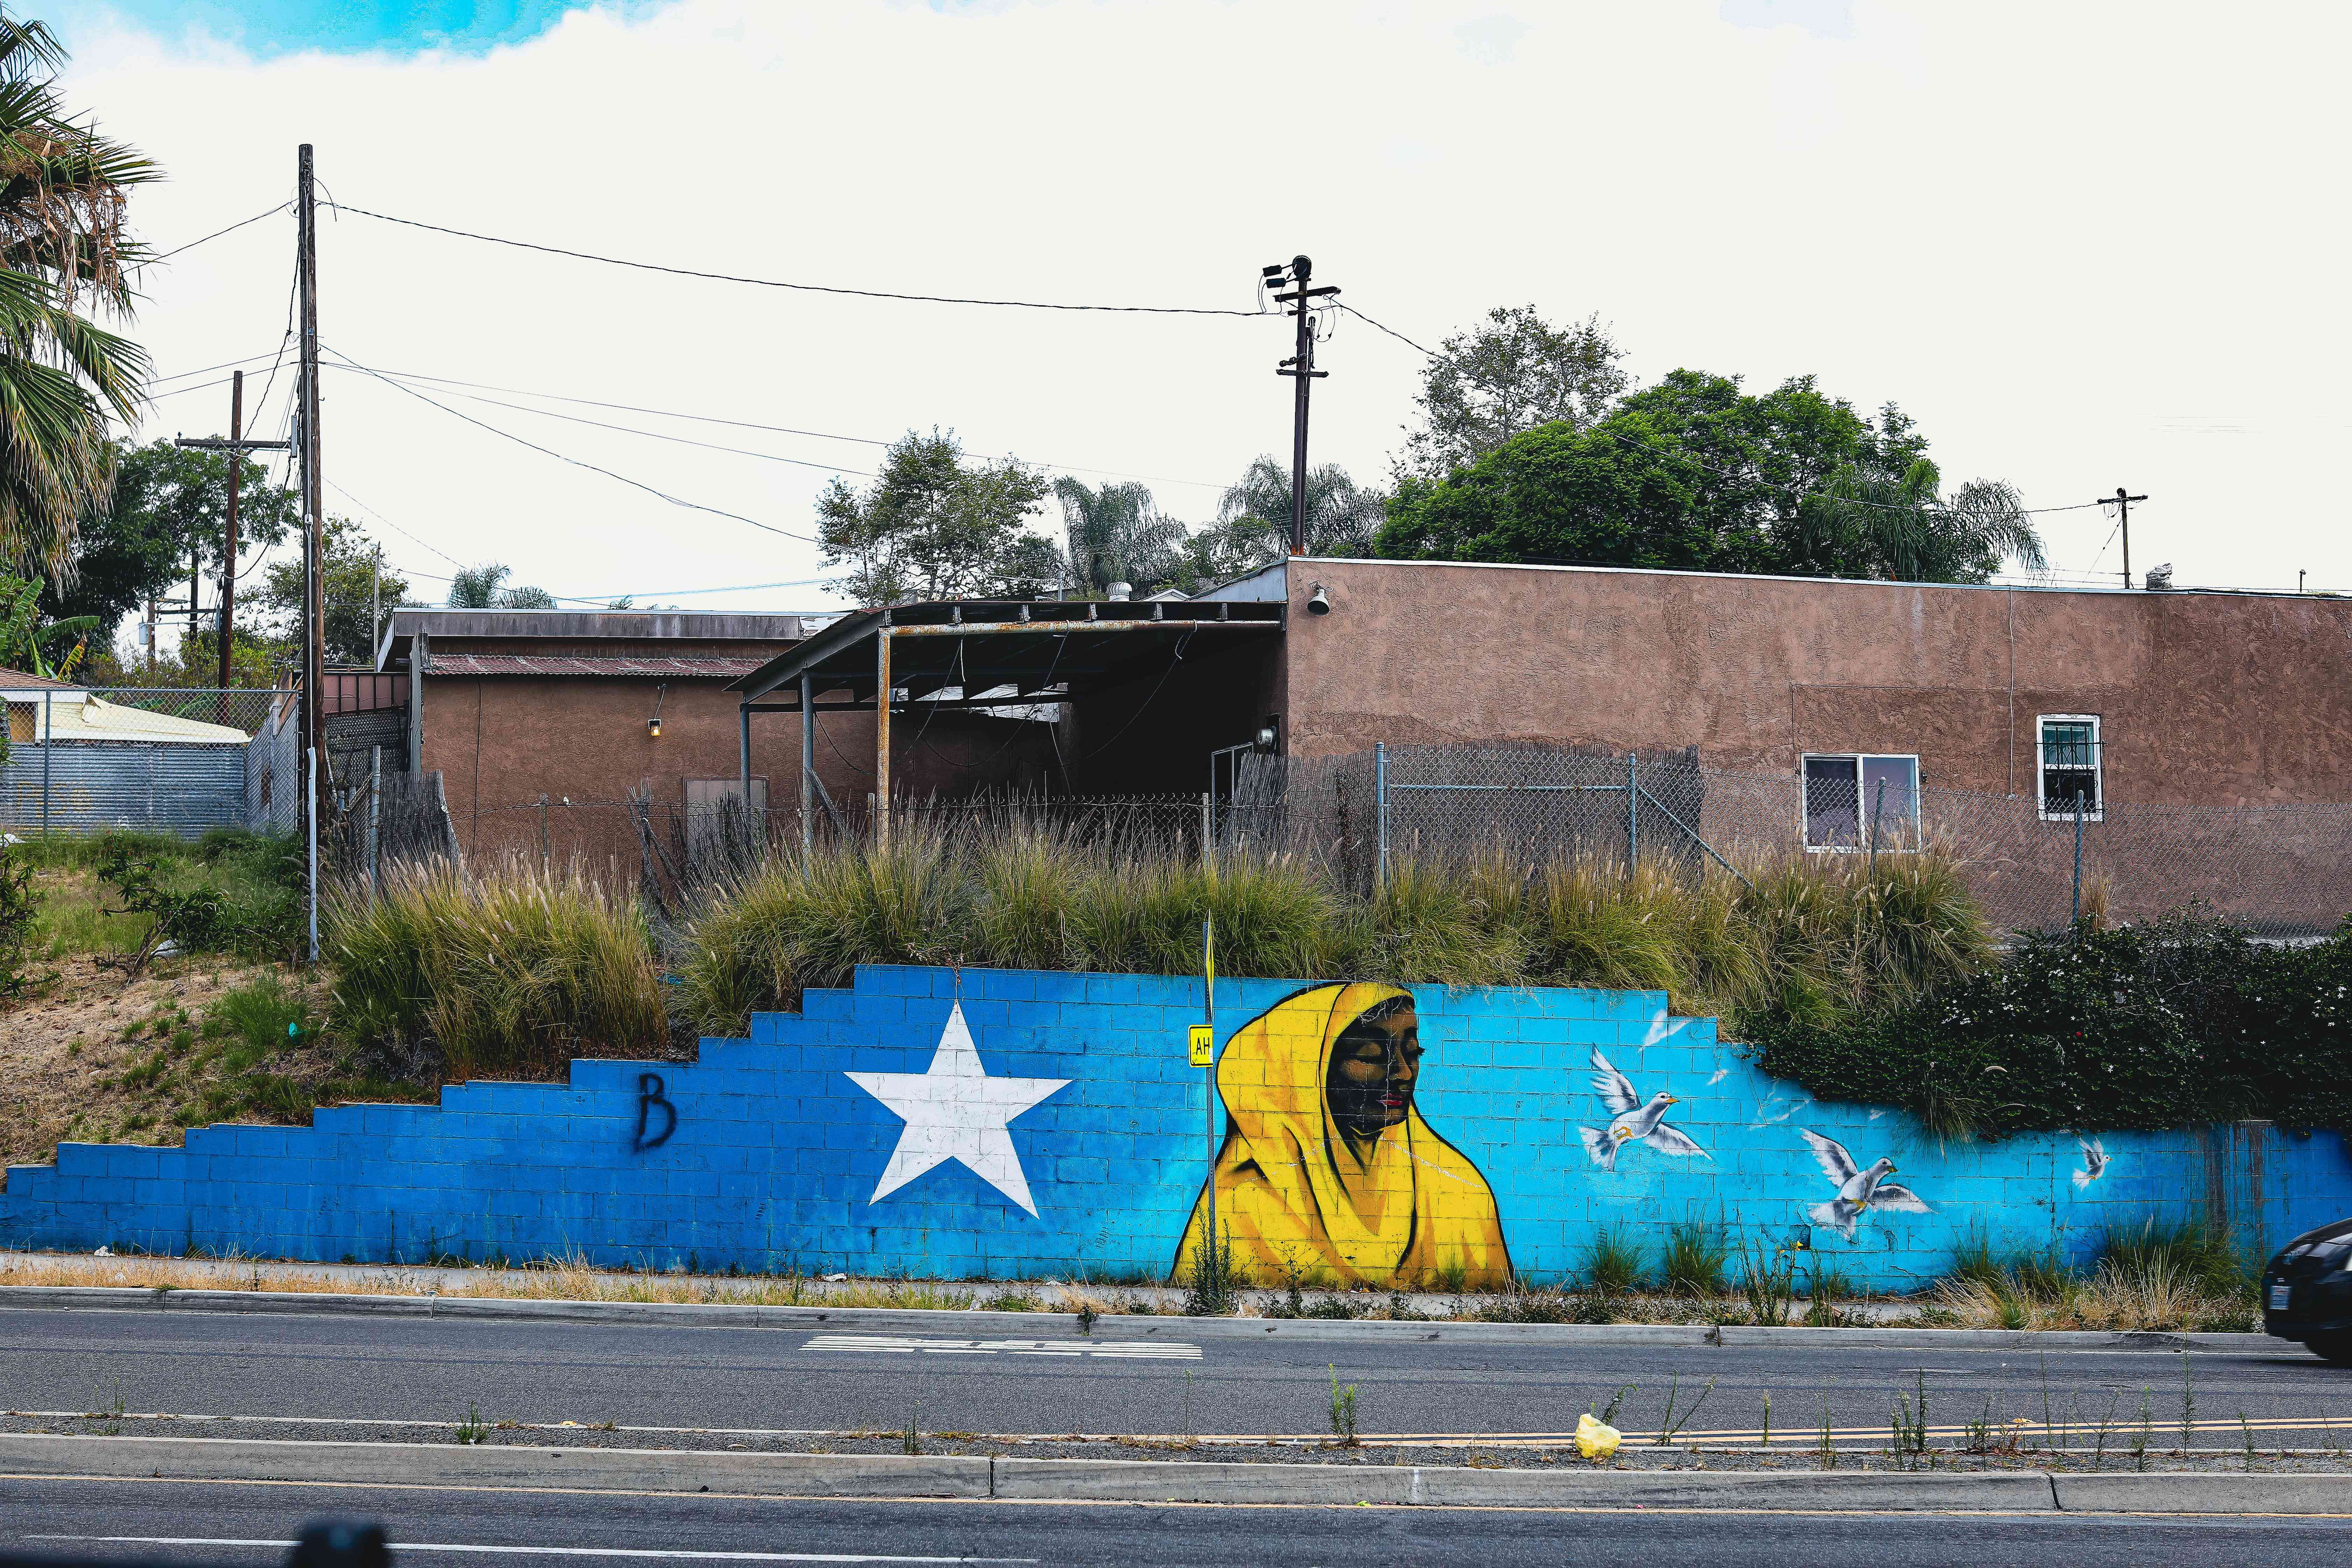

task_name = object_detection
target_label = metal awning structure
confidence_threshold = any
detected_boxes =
[728,598,1285,843]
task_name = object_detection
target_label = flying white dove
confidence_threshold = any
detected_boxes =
[1580,1048,1709,1172]
[1799,1129,1929,1240]
[2073,1136,2110,1190]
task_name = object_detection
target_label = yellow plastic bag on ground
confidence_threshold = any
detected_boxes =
[1574,1411,1622,1462]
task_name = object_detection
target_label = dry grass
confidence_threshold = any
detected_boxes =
[0,958,352,1167]
[1928,1262,2258,1333]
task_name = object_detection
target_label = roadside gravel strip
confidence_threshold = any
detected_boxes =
[0,1285,2286,1351]
[3,1433,2349,1514]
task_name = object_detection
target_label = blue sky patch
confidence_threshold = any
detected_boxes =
[75,1,632,58]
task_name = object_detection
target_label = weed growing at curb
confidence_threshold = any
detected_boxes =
[903,1407,921,1456]
[455,1402,488,1445]
[2179,1354,2196,1457]
[1816,1392,1836,1470]
[1328,1366,1359,1447]
[2133,1388,2152,1470]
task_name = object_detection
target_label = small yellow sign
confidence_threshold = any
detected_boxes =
[1188,1024,1214,1068]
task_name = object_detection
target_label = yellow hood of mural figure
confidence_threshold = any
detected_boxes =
[1173,981,1511,1292]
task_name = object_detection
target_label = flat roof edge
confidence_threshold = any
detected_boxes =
[1297,556,2322,601]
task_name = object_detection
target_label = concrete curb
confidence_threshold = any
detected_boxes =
[2052,1472,2352,1514]
[11,1434,2349,1513]
[15,1434,2352,1513]
[0,1284,2299,1354]
[0,1434,990,1498]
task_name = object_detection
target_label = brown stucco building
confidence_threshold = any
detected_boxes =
[378,609,1051,860]
[1183,557,2352,810]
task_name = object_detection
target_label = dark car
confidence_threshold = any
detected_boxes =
[2263,1217,2352,1364]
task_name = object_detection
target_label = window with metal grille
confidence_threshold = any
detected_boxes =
[2038,715,2102,820]
[1801,754,1919,849]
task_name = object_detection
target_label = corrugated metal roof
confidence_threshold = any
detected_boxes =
[422,653,764,678]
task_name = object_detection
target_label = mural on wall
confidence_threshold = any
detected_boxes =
[846,1003,1068,1215]
[1798,1130,1930,1241]
[1171,982,1512,1292]
[0,964,2342,1288]
[1580,1048,1708,1172]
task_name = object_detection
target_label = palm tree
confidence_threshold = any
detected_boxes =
[1216,454,1386,567]
[1054,477,1187,597]
[447,562,556,608]
[0,12,156,580]
[1797,458,2045,584]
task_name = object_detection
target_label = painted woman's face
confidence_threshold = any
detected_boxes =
[1326,1004,1423,1144]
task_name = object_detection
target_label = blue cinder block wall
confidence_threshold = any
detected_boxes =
[1,966,2343,1289]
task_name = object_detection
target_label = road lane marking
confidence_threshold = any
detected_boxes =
[799,1335,1199,1359]
[30,1539,1032,1563]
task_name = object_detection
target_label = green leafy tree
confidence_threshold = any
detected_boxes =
[0,12,159,578]
[256,517,411,665]
[1397,305,1629,482]
[1213,454,1385,568]
[817,429,1055,604]
[1376,370,2035,583]
[57,439,298,639]
[1055,477,1190,597]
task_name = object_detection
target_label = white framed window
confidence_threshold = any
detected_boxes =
[1801,754,1919,850]
[2037,714,2102,821]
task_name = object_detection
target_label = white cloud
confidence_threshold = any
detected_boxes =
[58,0,2352,621]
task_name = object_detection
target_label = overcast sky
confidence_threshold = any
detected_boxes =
[60,0,2352,634]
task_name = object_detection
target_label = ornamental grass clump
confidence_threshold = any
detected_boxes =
[328,857,666,1078]
[670,812,1990,1042]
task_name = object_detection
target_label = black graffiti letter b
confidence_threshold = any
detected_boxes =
[633,1072,677,1152]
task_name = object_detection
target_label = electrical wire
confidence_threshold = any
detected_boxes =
[134,202,290,267]
[321,370,876,479]
[330,200,1270,317]
[322,346,822,544]
[336,361,1232,491]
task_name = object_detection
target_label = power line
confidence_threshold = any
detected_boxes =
[327,360,1234,492]
[1335,303,1433,356]
[321,370,876,479]
[135,202,289,267]
[323,346,822,544]
[330,200,1271,317]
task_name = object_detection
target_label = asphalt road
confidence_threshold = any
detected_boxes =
[4,1478,2351,1567]
[0,1308,2346,1444]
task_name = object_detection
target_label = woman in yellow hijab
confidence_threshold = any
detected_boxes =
[1172,982,1512,1291]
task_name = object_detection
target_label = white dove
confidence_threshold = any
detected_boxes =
[1580,1048,1709,1172]
[1799,1129,1929,1240]
[2073,1136,2110,1190]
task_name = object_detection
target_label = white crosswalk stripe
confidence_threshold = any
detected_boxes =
[800,1334,1200,1359]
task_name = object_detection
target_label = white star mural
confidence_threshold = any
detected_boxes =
[844,1003,1071,1217]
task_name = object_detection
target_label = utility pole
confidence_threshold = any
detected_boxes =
[298,141,325,962]
[2109,486,2147,589]
[370,544,381,665]
[1262,255,1338,555]
[176,371,290,694]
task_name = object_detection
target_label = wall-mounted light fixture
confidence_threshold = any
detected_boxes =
[1254,716,1280,752]
[648,682,667,739]
[1306,582,1331,616]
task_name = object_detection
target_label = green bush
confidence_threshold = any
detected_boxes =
[1756,907,2352,1137]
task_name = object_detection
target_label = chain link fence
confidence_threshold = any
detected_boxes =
[316,740,2352,941]
[0,687,301,839]
[1224,742,2352,939]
